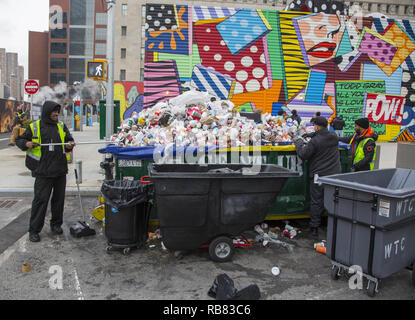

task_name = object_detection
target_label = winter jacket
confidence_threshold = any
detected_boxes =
[16,101,74,178]
[294,128,341,178]
[331,117,346,130]
[338,127,378,172]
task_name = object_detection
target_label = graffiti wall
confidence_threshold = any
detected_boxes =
[114,81,144,120]
[144,1,415,141]
[0,99,31,133]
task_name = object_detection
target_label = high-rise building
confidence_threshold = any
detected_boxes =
[0,50,24,100]
[29,0,108,90]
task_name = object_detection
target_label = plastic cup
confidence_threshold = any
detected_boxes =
[271,266,280,276]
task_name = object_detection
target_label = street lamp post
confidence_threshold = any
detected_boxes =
[105,0,115,139]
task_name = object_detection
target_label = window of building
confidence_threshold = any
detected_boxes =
[50,42,67,54]
[96,13,107,25]
[95,28,107,41]
[120,69,126,81]
[69,58,86,85]
[122,4,128,16]
[70,27,94,56]
[51,27,67,39]
[70,0,86,25]
[121,48,127,59]
[50,58,67,69]
[95,43,107,56]
[50,72,67,84]
[122,26,127,36]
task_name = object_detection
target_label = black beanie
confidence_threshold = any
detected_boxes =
[355,118,369,129]
[313,116,328,127]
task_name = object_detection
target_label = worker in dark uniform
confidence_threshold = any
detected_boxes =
[16,101,76,242]
[294,116,341,237]
[338,117,378,172]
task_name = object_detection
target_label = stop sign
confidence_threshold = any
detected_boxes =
[25,80,39,95]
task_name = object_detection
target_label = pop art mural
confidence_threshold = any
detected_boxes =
[113,81,145,120]
[144,0,415,141]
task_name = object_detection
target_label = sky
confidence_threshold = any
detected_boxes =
[0,0,50,80]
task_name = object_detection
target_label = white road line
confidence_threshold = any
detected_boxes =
[0,138,10,142]
[73,268,85,300]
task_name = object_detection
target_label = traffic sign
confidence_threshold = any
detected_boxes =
[25,80,39,95]
[87,60,107,80]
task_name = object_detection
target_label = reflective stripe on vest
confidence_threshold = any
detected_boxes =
[26,120,66,162]
[353,137,376,170]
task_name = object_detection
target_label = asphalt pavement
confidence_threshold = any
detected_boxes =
[0,121,413,302]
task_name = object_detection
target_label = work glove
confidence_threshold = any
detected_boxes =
[25,141,40,149]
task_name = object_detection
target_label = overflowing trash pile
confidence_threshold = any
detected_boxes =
[110,90,310,147]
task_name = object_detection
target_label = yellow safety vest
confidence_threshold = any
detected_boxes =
[353,137,376,170]
[27,120,66,162]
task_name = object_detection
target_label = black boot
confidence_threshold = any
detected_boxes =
[29,233,40,242]
[51,225,63,235]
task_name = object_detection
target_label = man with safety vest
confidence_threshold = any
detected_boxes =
[16,101,76,243]
[9,104,26,146]
[338,117,378,172]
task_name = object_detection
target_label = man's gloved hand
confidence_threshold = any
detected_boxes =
[66,141,76,150]
[25,141,40,149]
[293,136,305,145]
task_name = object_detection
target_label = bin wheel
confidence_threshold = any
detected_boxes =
[209,236,234,263]
[331,265,341,280]
[123,248,131,255]
[366,280,377,297]
[412,263,415,286]
[106,246,112,254]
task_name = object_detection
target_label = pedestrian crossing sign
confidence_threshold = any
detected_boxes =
[87,60,107,80]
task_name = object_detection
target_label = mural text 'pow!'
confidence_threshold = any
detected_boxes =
[364,93,406,126]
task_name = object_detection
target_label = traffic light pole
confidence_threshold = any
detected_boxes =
[105,0,115,139]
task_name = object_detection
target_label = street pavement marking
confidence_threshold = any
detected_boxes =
[73,268,85,300]
[0,138,10,142]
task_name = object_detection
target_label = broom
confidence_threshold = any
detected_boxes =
[69,168,96,238]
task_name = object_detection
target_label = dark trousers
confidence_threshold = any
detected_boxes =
[29,175,66,234]
[309,179,325,228]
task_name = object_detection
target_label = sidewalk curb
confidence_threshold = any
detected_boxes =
[0,188,101,197]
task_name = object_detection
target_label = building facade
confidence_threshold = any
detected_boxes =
[0,49,24,100]
[29,0,108,92]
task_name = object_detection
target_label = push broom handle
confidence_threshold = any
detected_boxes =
[40,141,113,146]
[74,169,86,221]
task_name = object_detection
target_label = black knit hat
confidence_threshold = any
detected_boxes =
[313,116,328,127]
[355,117,369,129]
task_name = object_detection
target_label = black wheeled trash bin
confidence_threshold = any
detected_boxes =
[319,168,415,297]
[101,180,152,255]
[148,163,299,262]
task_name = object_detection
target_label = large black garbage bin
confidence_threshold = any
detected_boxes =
[101,180,151,255]
[148,163,299,261]
[319,168,415,297]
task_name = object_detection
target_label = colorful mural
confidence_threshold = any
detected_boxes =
[144,1,415,141]
[113,81,144,120]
